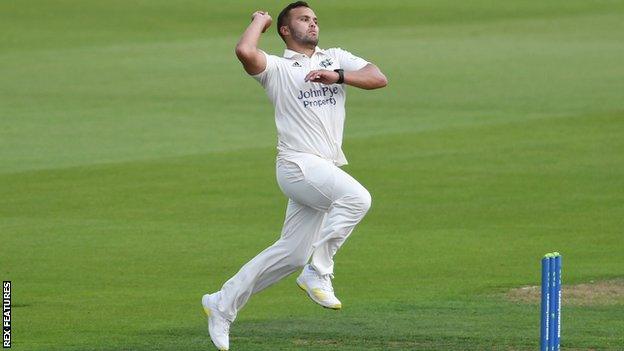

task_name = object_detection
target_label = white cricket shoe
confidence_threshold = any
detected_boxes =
[201,293,230,351]
[296,264,342,310]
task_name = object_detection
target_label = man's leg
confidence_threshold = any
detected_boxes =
[213,158,334,321]
[310,167,371,276]
[282,154,371,308]
[202,160,330,350]
[216,199,326,321]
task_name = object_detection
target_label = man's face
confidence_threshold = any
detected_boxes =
[285,7,319,46]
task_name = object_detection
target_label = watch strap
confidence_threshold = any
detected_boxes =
[333,69,345,84]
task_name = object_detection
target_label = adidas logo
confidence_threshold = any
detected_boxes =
[292,61,302,67]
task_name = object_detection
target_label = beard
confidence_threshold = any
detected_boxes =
[290,26,319,46]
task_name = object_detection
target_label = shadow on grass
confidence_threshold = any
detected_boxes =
[131,317,495,351]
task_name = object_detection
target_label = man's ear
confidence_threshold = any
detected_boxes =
[280,25,290,38]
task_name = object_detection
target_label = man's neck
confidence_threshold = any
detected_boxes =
[286,43,316,58]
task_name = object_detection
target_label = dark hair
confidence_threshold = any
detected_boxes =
[277,1,310,41]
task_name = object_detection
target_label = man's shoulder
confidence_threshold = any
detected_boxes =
[259,50,283,60]
[323,47,349,56]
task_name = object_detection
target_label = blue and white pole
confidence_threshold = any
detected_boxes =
[553,253,562,351]
[548,254,557,350]
[540,254,552,351]
[540,252,562,351]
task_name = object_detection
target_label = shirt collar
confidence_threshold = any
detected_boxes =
[283,46,325,59]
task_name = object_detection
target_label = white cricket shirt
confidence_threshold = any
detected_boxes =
[252,46,369,166]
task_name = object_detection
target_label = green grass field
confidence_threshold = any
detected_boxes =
[2,1,624,350]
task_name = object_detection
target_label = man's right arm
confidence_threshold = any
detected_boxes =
[235,11,272,75]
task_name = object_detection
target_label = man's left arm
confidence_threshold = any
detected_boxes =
[345,63,388,90]
[305,63,387,90]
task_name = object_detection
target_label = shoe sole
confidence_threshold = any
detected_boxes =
[201,295,229,351]
[296,281,342,310]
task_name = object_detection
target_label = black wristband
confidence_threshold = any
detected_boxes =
[333,69,344,84]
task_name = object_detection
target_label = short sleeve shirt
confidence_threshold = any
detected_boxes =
[252,46,369,166]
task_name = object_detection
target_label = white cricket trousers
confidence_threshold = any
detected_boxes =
[215,152,371,321]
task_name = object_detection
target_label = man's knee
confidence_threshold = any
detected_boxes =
[358,189,372,213]
[281,251,308,270]
[272,241,309,269]
[342,188,371,215]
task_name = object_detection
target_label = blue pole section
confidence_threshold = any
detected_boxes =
[540,255,551,351]
[553,254,562,351]
[548,255,557,350]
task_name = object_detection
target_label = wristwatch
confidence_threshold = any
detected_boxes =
[333,69,344,84]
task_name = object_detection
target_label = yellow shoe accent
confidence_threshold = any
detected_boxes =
[203,305,211,317]
[298,281,343,310]
[311,288,327,300]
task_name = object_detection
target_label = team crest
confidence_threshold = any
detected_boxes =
[319,58,333,68]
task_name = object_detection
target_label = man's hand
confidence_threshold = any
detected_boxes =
[251,11,272,33]
[305,70,340,85]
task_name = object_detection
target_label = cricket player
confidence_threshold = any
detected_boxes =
[201,2,387,349]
